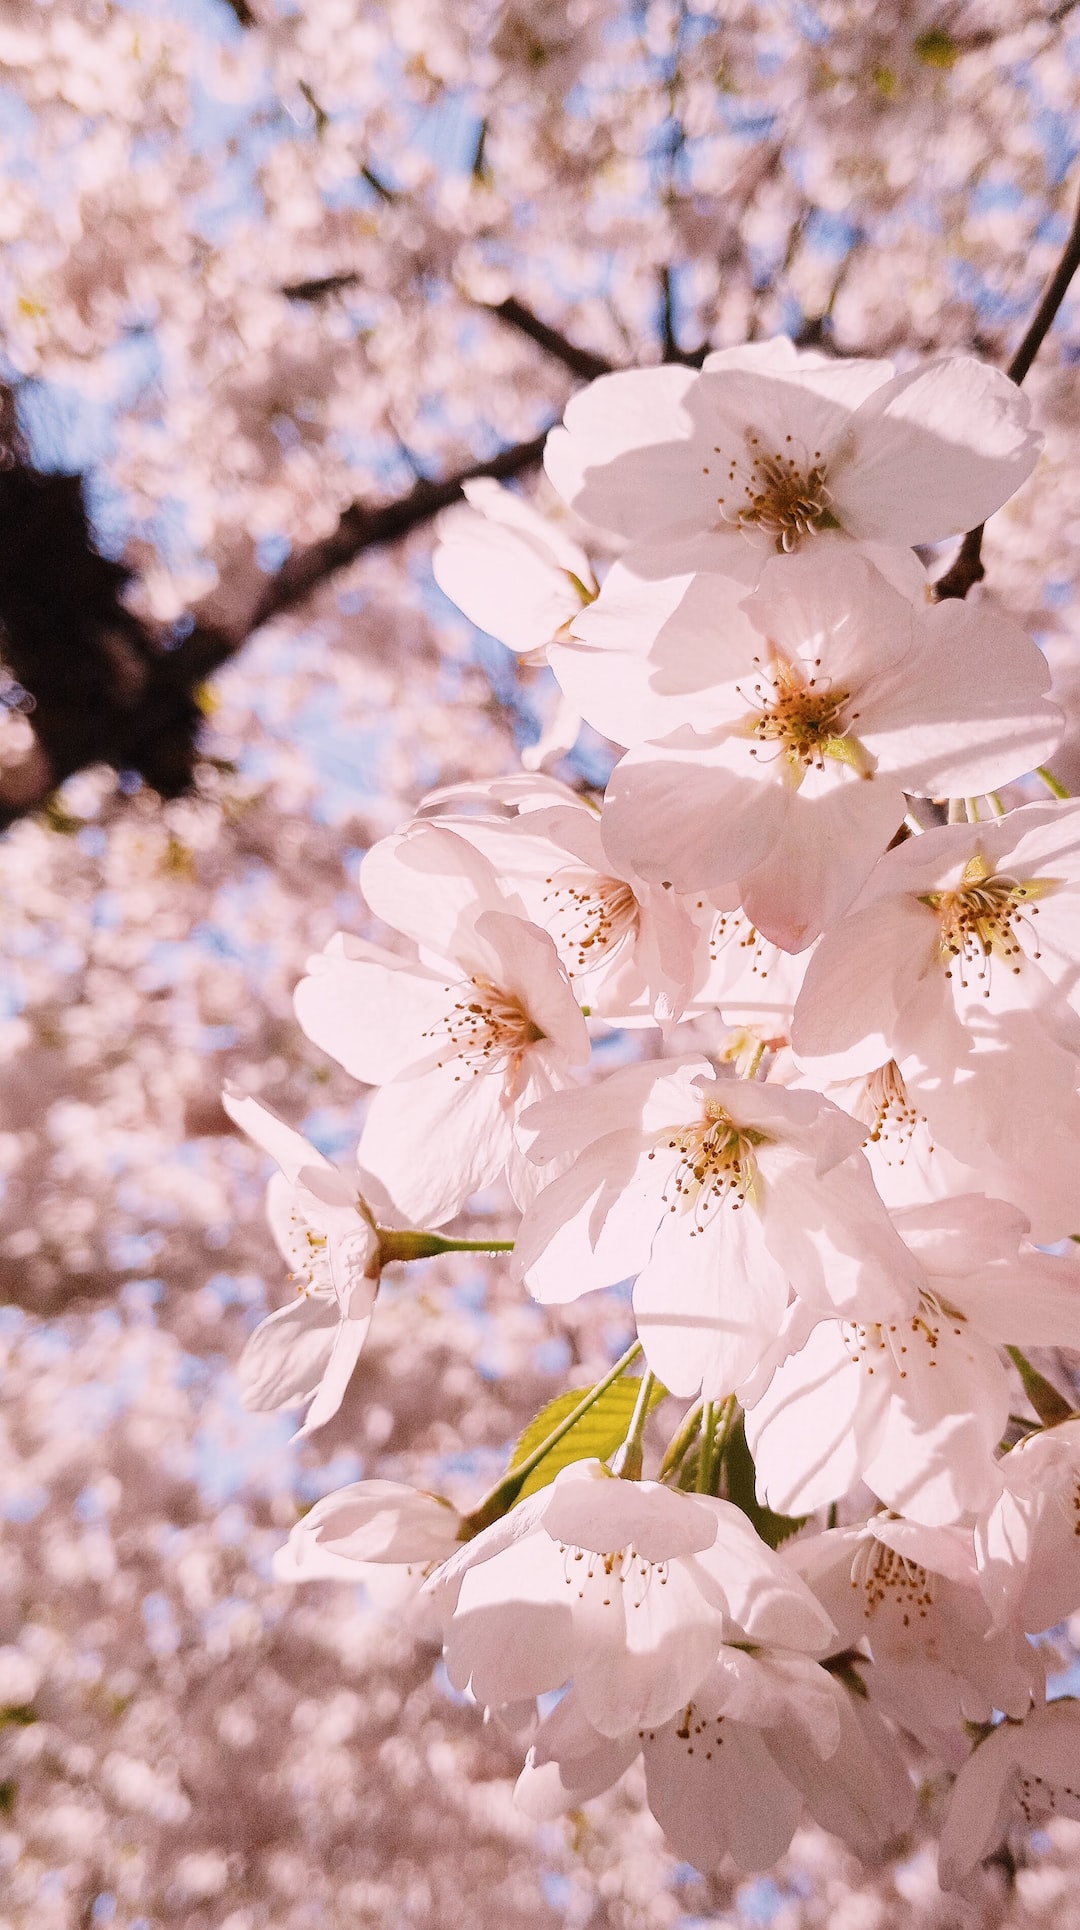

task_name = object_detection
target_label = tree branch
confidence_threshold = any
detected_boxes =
[248,427,552,630]
[486,297,614,382]
[935,179,1080,601]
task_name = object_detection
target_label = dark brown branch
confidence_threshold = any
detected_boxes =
[489,296,615,381]
[658,266,678,365]
[249,428,552,630]
[280,276,617,383]
[0,466,236,830]
[0,424,557,825]
[934,179,1080,602]
[281,271,361,302]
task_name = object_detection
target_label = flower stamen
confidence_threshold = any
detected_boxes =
[542,873,639,973]
[423,976,545,1082]
[920,855,1056,997]
[713,429,833,552]
[649,1101,769,1235]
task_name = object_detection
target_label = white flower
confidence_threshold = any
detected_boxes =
[545,337,1040,573]
[792,803,1080,1238]
[977,1418,1080,1636]
[294,824,590,1224]
[747,1195,1080,1525]
[426,1458,835,1737]
[789,1519,1039,1747]
[273,1479,462,1634]
[514,1058,922,1395]
[223,1091,381,1436]
[516,1665,824,1874]
[432,477,597,656]
[939,1701,1080,1890]
[422,775,700,1024]
[577,549,1059,948]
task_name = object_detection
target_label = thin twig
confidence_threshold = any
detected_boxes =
[935,180,1080,601]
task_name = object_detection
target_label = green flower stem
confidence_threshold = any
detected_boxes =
[745,1040,767,1080]
[377,1229,515,1263]
[947,797,966,824]
[611,1369,657,1481]
[1005,1345,1075,1427]
[658,1400,704,1483]
[460,1339,643,1537]
[1036,766,1070,800]
[986,791,1006,818]
[964,797,980,823]
[696,1401,718,1493]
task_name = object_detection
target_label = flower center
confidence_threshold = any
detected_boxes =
[711,429,833,552]
[423,975,545,1080]
[709,906,777,979]
[286,1212,335,1299]
[739,656,858,775]
[858,1060,930,1165]
[920,855,1054,995]
[556,1540,667,1608]
[850,1538,934,1628]
[650,1101,769,1235]
[542,873,639,973]
[842,1291,966,1384]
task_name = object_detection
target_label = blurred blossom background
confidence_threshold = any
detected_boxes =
[5,2,1080,1925]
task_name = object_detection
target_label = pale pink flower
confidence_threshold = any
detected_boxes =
[514,1058,922,1395]
[223,1090,380,1436]
[792,803,1080,1237]
[746,1196,1080,1525]
[545,337,1040,574]
[939,1701,1080,1889]
[583,549,1060,948]
[427,1458,834,1738]
[294,824,589,1224]
[515,1661,827,1874]
[688,894,811,1035]
[273,1479,462,1633]
[422,776,699,1023]
[976,1418,1080,1636]
[789,1519,1039,1747]
[432,477,597,655]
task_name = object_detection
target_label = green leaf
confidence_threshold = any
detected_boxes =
[722,1416,806,1549]
[509,1377,666,1500]
[0,1779,15,1814]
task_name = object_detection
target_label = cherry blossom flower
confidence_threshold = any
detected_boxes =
[222,1090,381,1436]
[939,1701,1080,1890]
[580,550,1060,947]
[689,894,811,1035]
[976,1418,1080,1636]
[427,1458,835,1737]
[514,1058,923,1395]
[545,336,1041,576]
[422,776,700,1023]
[789,1519,1040,1746]
[746,1195,1080,1525]
[792,803,1080,1236]
[273,1479,462,1633]
[432,477,597,657]
[294,824,590,1224]
[515,1664,822,1874]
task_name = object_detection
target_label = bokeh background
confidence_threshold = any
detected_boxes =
[5,3,1080,1924]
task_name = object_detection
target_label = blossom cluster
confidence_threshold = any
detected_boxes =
[228,338,1080,1888]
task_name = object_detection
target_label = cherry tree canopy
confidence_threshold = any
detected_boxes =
[5,3,1080,1927]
